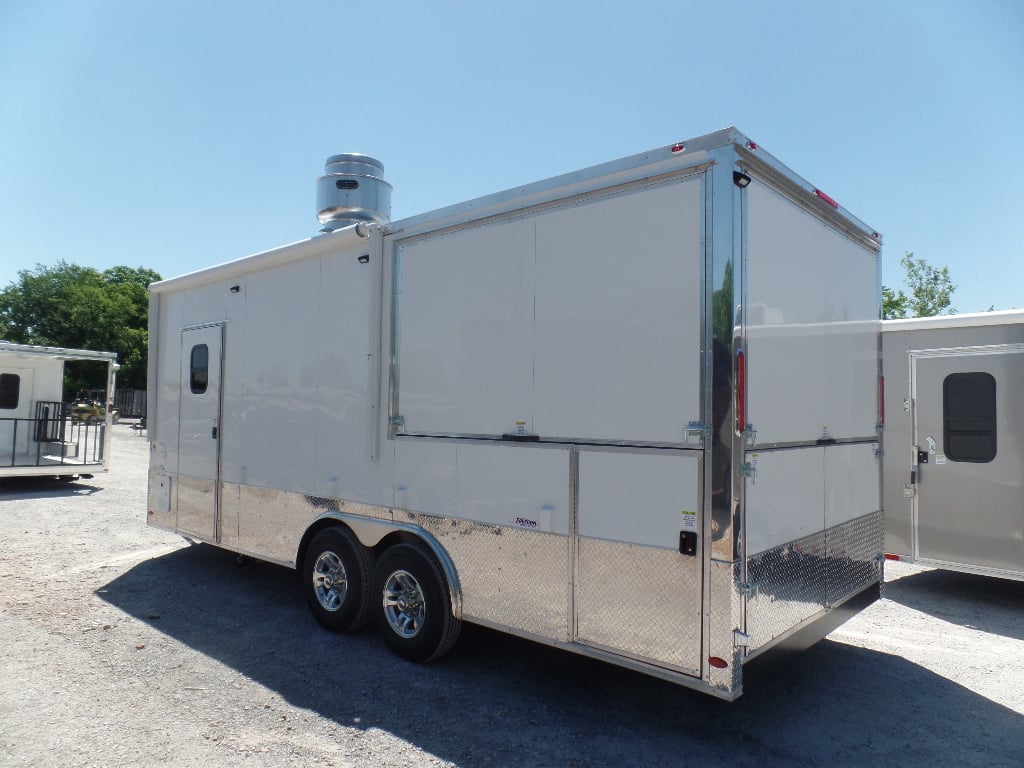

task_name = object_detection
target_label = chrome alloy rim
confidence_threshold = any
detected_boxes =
[312,551,348,612]
[382,569,425,638]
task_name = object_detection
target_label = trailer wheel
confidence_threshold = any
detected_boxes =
[303,527,374,633]
[372,542,461,662]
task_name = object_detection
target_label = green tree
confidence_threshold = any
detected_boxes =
[882,253,956,319]
[0,261,160,390]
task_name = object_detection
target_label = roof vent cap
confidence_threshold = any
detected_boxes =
[316,153,392,233]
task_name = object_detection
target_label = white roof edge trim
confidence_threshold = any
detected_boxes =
[0,343,118,361]
[882,309,1024,331]
[149,223,372,294]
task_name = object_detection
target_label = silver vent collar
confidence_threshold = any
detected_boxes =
[316,153,392,233]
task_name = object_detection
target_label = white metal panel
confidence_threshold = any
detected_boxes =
[745,447,824,556]
[534,179,703,443]
[456,443,570,535]
[235,258,320,492]
[578,449,700,547]
[825,443,880,528]
[394,438,457,519]
[746,182,878,444]
[28,358,65,403]
[314,244,385,503]
[396,218,535,436]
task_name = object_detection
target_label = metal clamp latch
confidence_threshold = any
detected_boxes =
[741,425,757,448]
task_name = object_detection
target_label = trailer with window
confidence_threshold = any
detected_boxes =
[0,342,117,479]
[147,128,883,700]
[882,310,1024,580]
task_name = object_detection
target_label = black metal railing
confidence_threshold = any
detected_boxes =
[1,413,106,469]
[34,400,67,442]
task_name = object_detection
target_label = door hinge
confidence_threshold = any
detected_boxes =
[684,421,707,446]
[739,581,759,598]
[733,630,751,647]
[390,415,406,434]
[741,425,757,448]
[740,462,757,482]
[903,397,912,413]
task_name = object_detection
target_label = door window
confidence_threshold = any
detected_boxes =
[943,372,996,463]
[0,373,19,409]
[190,345,209,395]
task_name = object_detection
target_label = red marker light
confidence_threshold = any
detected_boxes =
[879,376,885,426]
[736,349,746,437]
[814,189,840,208]
[709,657,729,669]
[746,141,758,150]
[884,553,900,561]
[671,143,686,154]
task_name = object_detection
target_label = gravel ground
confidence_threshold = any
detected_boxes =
[1,423,1022,768]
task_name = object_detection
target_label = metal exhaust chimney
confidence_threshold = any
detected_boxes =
[316,153,392,233]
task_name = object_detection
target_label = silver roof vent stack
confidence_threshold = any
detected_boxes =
[316,153,392,233]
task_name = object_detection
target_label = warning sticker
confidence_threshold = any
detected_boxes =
[681,510,698,531]
[935,454,947,465]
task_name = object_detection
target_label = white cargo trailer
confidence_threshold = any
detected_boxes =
[147,128,883,699]
[882,310,1024,580]
[0,342,117,479]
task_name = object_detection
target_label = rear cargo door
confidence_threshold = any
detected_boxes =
[176,324,224,541]
[911,347,1024,574]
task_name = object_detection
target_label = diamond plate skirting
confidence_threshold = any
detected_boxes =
[745,510,882,652]
[396,510,571,641]
[575,538,702,674]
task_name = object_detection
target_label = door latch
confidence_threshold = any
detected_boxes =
[679,531,698,557]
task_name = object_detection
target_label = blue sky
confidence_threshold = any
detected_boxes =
[1,0,1021,313]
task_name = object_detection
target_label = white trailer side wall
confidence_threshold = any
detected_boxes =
[148,233,394,556]
[745,182,879,447]
[395,176,704,442]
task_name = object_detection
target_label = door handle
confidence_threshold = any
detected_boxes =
[211,426,218,439]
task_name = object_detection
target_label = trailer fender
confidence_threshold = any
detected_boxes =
[302,512,463,621]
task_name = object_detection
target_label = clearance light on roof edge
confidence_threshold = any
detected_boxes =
[814,189,840,208]
[671,143,686,154]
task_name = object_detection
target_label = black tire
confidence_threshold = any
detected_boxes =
[372,542,461,662]
[302,527,375,633]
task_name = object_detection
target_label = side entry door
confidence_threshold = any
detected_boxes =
[176,324,224,542]
[0,367,34,458]
[911,347,1024,574]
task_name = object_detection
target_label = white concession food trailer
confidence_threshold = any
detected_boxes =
[147,128,883,699]
[882,310,1024,580]
[0,342,117,480]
